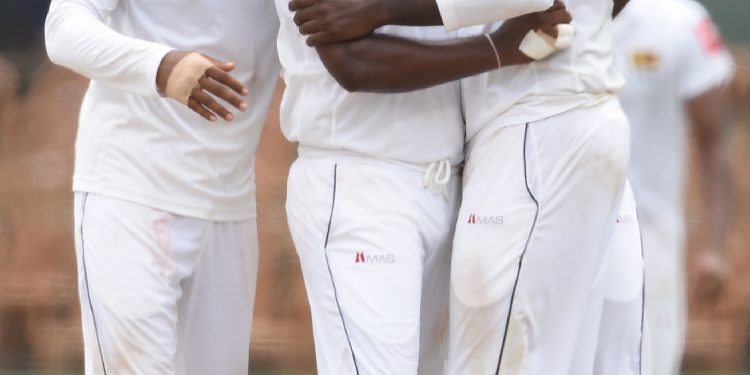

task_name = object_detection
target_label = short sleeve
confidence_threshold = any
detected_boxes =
[435,0,553,32]
[675,2,734,99]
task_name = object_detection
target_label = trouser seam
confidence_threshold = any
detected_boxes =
[321,164,360,374]
[80,193,109,374]
[495,123,540,374]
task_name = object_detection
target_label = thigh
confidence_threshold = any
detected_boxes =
[287,161,426,375]
[418,179,460,375]
[177,218,259,375]
[519,103,630,374]
[594,182,646,375]
[74,193,188,375]
[448,124,538,375]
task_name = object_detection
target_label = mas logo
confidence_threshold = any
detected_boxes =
[467,213,504,225]
[355,251,395,264]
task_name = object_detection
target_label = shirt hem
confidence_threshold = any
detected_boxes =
[72,179,257,222]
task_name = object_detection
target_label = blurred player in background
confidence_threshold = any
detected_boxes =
[44,0,279,373]
[277,0,572,373]
[614,0,734,374]
[289,0,642,373]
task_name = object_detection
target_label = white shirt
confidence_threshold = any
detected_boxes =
[444,0,625,142]
[614,0,734,240]
[274,2,465,167]
[45,0,280,221]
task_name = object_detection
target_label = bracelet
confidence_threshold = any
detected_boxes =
[484,34,502,69]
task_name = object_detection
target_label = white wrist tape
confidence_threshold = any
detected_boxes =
[519,24,576,61]
[165,52,215,105]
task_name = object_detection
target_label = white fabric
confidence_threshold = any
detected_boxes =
[595,182,649,375]
[285,155,459,375]
[46,0,280,221]
[449,98,630,374]
[614,1,734,373]
[456,0,625,142]
[73,193,258,375]
[436,0,552,32]
[641,219,686,375]
[275,1,465,167]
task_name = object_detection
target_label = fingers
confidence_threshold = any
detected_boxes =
[289,0,316,11]
[546,8,573,25]
[188,97,217,122]
[539,26,558,39]
[306,32,334,47]
[549,0,565,11]
[533,8,571,39]
[192,88,234,121]
[199,76,248,112]
[202,55,236,72]
[206,66,248,95]
[293,5,318,27]
[299,18,323,35]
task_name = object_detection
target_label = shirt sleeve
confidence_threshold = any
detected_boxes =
[674,2,734,100]
[45,0,174,97]
[435,0,553,32]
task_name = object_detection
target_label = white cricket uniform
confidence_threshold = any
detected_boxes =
[45,0,279,373]
[440,0,641,372]
[275,2,465,373]
[595,182,649,375]
[614,1,734,374]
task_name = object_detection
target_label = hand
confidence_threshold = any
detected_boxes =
[490,1,572,67]
[289,0,384,46]
[156,51,249,122]
[691,248,729,304]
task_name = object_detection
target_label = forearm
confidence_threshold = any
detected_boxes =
[690,88,733,254]
[699,136,732,253]
[377,0,442,26]
[45,0,173,97]
[318,34,497,93]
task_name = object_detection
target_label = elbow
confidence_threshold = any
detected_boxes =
[333,71,365,92]
[316,44,369,92]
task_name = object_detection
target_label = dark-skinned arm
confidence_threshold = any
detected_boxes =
[290,0,552,46]
[688,84,733,302]
[316,6,570,93]
[317,35,495,93]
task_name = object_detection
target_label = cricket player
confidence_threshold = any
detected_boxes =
[44,0,279,373]
[291,0,641,373]
[615,1,734,373]
[276,0,573,373]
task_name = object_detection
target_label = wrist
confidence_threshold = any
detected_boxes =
[156,50,178,95]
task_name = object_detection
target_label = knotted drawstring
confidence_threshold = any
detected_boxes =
[423,159,451,200]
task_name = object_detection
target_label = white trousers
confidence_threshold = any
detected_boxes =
[595,182,649,375]
[448,99,631,375]
[642,218,686,375]
[73,193,258,375]
[285,156,459,375]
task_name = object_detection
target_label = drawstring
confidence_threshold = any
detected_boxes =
[423,159,451,199]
